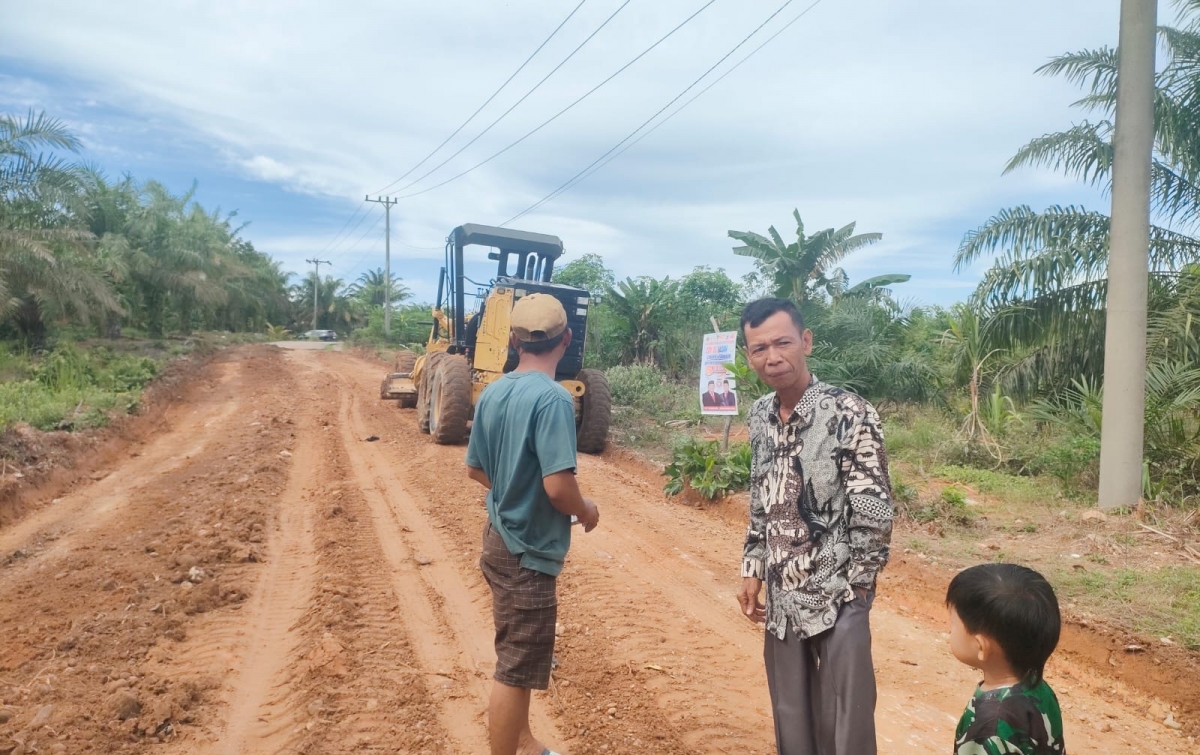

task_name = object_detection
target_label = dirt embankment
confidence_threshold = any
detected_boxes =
[0,347,227,528]
[0,346,1193,753]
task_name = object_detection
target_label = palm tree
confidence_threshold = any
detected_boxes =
[347,268,411,308]
[601,276,679,366]
[956,11,1200,395]
[728,209,887,304]
[289,274,364,332]
[0,111,119,344]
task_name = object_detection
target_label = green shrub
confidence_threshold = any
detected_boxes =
[907,485,975,527]
[891,474,919,505]
[607,364,667,406]
[101,356,159,392]
[0,343,166,432]
[882,404,961,464]
[1029,434,1101,489]
[663,438,751,501]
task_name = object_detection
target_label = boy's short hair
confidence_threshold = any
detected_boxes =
[740,297,805,337]
[946,563,1061,684]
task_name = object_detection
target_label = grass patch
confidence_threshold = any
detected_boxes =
[0,342,162,433]
[931,464,1059,506]
[883,405,960,465]
[1053,566,1200,650]
[607,366,706,459]
[906,485,977,527]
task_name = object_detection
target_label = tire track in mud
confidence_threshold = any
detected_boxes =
[327,349,1189,755]
[0,359,246,562]
[335,353,737,754]
[161,354,455,754]
[0,349,299,753]
[284,357,457,754]
[318,353,546,754]
[182,374,322,755]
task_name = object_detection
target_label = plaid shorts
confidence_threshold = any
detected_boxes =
[479,520,558,690]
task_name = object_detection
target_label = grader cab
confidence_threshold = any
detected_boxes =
[384,223,611,454]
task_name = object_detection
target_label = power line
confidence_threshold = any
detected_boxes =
[385,0,631,197]
[394,0,720,201]
[373,0,590,195]
[313,200,368,258]
[329,209,386,279]
[501,0,824,227]
[322,202,376,259]
[517,0,827,223]
[319,4,589,271]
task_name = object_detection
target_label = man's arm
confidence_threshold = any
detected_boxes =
[542,471,598,531]
[534,395,599,531]
[467,465,491,490]
[843,402,893,591]
[742,476,767,581]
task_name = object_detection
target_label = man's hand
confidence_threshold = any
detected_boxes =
[737,577,765,624]
[577,497,600,532]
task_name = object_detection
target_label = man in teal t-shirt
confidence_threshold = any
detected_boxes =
[466,293,599,755]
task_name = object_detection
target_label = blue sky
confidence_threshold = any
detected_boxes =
[1,0,1159,307]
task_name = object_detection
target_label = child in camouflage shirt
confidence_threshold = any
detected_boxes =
[946,563,1066,755]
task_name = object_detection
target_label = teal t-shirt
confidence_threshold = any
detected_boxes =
[466,371,577,576]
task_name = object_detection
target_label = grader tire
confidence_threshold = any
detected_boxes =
[429,356,472,445]
[417,353,445,434]
[575,368,612,455]
[394,350,417,373]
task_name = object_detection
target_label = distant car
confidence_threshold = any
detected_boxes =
[303,329,337,341]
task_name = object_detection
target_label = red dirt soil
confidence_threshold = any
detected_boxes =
[0,346,1193,753]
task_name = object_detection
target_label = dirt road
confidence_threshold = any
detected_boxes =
[0,347,1190,753]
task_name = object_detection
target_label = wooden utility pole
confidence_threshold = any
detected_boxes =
[365,195,398,336]
[1098,0,1156,510]
[306,257,331,331]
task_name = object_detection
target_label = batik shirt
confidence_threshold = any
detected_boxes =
[741,376,893,640]
[954,680,1066,755]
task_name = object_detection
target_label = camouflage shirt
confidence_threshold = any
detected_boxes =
[742,377,893,640]
[954,680,1066,755]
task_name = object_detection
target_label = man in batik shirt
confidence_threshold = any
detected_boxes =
[735,297,893,755]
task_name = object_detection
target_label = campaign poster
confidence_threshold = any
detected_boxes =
[699,331,739,415]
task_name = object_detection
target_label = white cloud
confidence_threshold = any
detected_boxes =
[0,0,1154,305]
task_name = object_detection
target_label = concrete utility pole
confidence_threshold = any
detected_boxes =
[365,195,399,336]
[306,257,331,331]
[1098,0,1157,511]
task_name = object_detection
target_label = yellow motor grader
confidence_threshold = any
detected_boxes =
[381,223,610,454]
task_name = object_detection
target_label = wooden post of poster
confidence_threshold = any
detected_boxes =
[711,317,733,453]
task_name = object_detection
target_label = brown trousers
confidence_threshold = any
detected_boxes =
[763,592,877,755]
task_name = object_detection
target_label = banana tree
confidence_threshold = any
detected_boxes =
[729,209,891,304]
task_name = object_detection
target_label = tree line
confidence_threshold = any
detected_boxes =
[0,111,421,345]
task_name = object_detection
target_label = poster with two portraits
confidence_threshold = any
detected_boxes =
[699,331,738,415]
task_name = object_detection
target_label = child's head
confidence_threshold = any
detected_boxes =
[945,563,1061,684]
